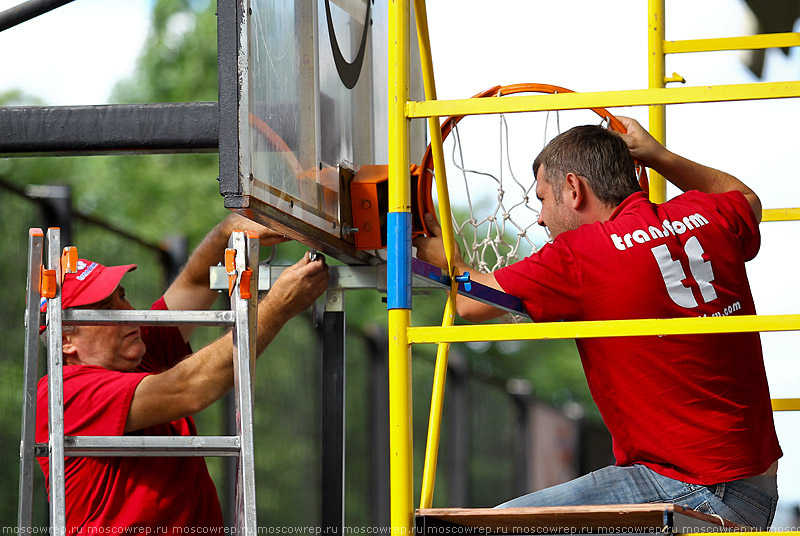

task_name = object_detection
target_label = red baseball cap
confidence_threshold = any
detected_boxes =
[40,259,137,317]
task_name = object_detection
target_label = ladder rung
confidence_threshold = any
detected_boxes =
[33,436,241,457]
[61,309,235,326]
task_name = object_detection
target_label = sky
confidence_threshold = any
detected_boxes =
[425,0,800,515]
[2,0,799,518]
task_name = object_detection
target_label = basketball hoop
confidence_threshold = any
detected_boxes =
[415,83,648,272]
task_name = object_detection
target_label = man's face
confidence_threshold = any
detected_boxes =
[63,286,146,372]
[535,166,579,239]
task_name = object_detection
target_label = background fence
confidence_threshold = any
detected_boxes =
[0,178,612,529]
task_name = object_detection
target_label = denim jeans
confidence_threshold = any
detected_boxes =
[496,465,778,530]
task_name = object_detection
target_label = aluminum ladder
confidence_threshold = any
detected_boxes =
[18,226,260,532]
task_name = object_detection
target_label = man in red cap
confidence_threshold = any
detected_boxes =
[36,213,329,531]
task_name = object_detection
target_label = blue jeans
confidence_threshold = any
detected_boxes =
[496,465,778,530]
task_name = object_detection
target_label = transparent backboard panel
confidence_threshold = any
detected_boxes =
[238,0,423,262]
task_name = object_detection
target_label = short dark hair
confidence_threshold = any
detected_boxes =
[533,125,640,207]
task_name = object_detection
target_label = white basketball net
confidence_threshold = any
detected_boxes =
[435,108,612,274]
[448,114,542,273]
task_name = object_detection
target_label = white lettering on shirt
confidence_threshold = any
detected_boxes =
[610,212,710,251]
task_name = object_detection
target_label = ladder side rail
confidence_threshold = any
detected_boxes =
[231,231,259,534]
[45,228,67,530]
[18,229,45,529]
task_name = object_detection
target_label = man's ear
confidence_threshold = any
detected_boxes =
[563,173,586,210]
[62,331,80,364]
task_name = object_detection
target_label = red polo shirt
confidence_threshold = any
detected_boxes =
[495,190,781,484]
[37,297,224,532]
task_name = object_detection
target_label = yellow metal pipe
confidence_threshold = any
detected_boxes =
[648,0,667,203]
[762,208,800,222]
[405,82,800,119]
[407,314,800,345]
[389,0,410,212]
[665,32,800,54]
[388,1,413,534]
[413,0,457,509]
[412,0,457,274]
[419,291,457,508]
[772,398,800,412]
[388,309,414,532]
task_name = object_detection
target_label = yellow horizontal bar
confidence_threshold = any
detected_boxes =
[773,398,800,411]
[406,82,800,118]
[665,32,800,54]
[763,208,800,222]
[407,314,800,345]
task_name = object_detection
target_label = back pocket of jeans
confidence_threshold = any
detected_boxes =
[694,500,715,516]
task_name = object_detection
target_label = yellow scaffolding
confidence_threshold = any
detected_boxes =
[387,1,800,533]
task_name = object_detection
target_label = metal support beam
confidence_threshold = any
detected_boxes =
[0,102,218,156]
[0,0,74,32]
[321,291,346,536]
[408,314,800,345]
[216,0,241,197]
[367,330,390,528]
[405,82,800,119]
[447,352,469,506]
[26,184,72,246]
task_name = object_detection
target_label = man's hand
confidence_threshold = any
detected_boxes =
[127,253,329,434]
[222,213,290,248]
[260,252,330,323]
[413,213,460,270]
[617,116,667,169]
[616,116,761,221]
[165,213,294,340]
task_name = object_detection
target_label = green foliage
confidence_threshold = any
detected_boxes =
[114,0,218,104]
[0,0,595,527]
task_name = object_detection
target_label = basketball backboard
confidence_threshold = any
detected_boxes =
[219,0,425,264]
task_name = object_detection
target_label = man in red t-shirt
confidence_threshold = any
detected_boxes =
[414,117,781,529]
[37,213,329,532]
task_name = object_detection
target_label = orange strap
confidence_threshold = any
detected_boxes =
[61,246,78,282]
[225,248,237,297]
[239,268,253,299]
[40,266,56,299]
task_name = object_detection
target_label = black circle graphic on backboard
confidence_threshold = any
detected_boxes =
[324,0,371,89]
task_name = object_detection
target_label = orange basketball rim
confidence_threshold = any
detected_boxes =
[416,83,649,237]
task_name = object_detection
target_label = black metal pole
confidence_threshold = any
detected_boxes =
[0,0,75,33]
[0,103,218,156]
[321,308,345,534]
[367,329,390,528]
[216,0,241,198]
[448,351,469,506]
[506,379,533,497]
[26,184,72,246]
[160,235,188,287]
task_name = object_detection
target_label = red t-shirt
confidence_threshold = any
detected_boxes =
[495,190,782,484]
[36,297,224,532]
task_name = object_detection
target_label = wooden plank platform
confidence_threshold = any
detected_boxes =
[415,504,740,534]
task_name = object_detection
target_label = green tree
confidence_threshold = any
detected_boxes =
[1,0,594,527]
